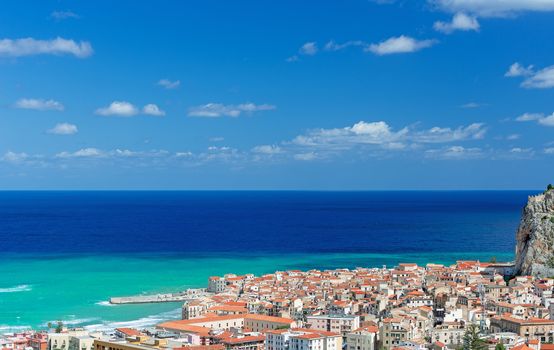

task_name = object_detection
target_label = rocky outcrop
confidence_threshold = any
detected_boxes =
[514,188,554,277]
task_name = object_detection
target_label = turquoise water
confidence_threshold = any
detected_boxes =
[0,251,513,331]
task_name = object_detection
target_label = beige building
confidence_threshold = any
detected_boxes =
[379,318,414,350]
[489,316,554,342]
[345,326,378,350]
[430,326,465,347]
[306,315,360,335]
[266,329,342,350]
[68,337,94,350]
[48,330,91,350]
[208,277,227,293]
[93,340,152,350]
[183,300,209,320]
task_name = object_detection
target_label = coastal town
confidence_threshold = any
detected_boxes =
[3,188,553,350]
[4,260,554,350]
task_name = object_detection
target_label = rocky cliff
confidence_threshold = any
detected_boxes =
[514,187,554,276]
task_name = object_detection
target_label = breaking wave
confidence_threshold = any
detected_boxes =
[83,308,181,332]
[95,301,115,307]
[0,284,32,293]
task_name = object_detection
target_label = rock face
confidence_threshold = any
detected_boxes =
[514,189,554,277]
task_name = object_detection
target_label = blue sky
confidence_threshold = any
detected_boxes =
[1,0,553,189]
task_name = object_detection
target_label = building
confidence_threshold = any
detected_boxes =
[218,335,265,350]
[183,301,209,320]
[306,315,360,335]
[345,326,378,350]
[48,330,90,350]
[266,329,341,350]
[208,277,227,293]
[158,314,296,334]
[29,333,48,350]
[430,327,465,347]
[490,316,554,342]
[379,319,414,350]
[93,340,153,350]
[68,336,94,350]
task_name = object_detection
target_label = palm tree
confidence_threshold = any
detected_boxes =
[55,321,64,333]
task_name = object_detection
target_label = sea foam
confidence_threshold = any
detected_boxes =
[84,308,181,332]
[0,284,32,293]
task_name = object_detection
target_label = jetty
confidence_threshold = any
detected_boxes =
[109,288,211,305]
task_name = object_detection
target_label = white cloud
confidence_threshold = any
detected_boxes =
[142,104,165,116]
[286,55,299,62]
[2,151,29,163]
[507,134,520,140]
[96,101,139,117]
[434,12,480,34]
[431,0,554,17]
[293,121,408,150]
[460,102,483,108]
[425,146,483,159]
[294,152,318,161]
[252,145,283,154]
[50,10,80,20]
[538,113,554,127]
[157,79,180,89]
[188,103,276,118]
[56,148,104,158]
[324,40,368,51]
[299,42,318,55]
[545,147,554,154]
[292,121,486,151]
[510,147,534,156]
[96,101,165,117]
[413,123,486,143]
[47,123,78,135]
[15,98,64,111]
[521,65,554,89]
[54,148,173,161]
[505,62,534,77]
[505,63,554,89]
[200,146,244,162]
[515,112,543,122]
[367,36,437,55]
[516,112,554,126]
[0,37,92,58]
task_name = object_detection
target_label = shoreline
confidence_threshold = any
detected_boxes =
[0,252,515,332]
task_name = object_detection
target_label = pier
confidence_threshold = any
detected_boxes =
[109,288,211,305]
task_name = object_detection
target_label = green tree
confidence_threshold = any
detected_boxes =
[495,343,506,350]
[463,324,487,350]
[489,256,497,263]
[55,321,63,333]
[547,184,553,191]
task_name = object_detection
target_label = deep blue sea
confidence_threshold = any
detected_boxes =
[0,191,533,331]
[0,191,531,254]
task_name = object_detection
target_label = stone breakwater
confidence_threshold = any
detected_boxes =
[109,288,209,304]
[514,188,554,277]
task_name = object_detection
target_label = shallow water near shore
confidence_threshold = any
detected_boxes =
[0,251,514,331]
